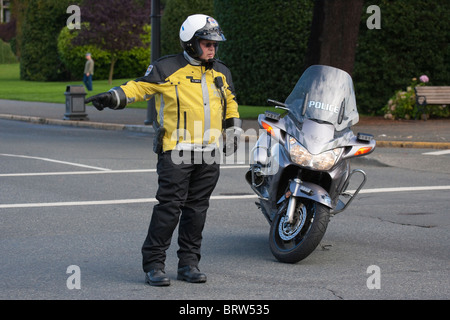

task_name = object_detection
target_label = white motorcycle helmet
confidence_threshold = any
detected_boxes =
[180,14,226,60]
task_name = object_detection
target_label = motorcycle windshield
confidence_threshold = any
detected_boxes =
[285,65,359,132]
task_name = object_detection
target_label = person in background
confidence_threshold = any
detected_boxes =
[83,53,94,91]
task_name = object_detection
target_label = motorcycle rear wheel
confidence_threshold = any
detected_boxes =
[269,199,330,263]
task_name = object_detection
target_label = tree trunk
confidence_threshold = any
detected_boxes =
[108,55,118,85]
[304,0,364,75]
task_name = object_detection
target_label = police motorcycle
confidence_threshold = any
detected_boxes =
[245,65,376,263]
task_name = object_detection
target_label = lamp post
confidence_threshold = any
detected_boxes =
[145,0,161,125]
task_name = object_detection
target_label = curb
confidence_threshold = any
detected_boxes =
[1,113,449,149]
[0,113,154,133]
[376,140,450,149]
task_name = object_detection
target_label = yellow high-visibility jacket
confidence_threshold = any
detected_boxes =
[110,52,239,152]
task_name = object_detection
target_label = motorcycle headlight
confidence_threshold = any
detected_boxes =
[289,137,342,171]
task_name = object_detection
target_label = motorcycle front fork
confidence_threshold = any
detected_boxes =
[285,193,297,224]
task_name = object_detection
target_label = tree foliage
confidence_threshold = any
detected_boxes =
[0,39,18,63]
[58,24,151,81]
[73,0,151,84]
[0,19,16,43]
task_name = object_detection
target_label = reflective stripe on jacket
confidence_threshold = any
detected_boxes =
[112,52,239,152]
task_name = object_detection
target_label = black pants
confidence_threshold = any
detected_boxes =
[142,150,220,272]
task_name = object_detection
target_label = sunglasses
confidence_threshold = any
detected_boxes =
[203,42,219,48]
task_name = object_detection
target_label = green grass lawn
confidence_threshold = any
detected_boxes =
[0,63,277,119]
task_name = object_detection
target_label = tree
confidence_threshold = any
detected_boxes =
[58,23,151,81]
[7,0,29,60]
[73,0,151,84]
[0,19,16,42]
[304,0,364,76]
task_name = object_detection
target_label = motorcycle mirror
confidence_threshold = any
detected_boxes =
[267,99,289,111]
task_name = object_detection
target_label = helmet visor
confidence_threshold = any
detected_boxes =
[195,26,226,42]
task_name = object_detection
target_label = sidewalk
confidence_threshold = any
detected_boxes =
[1,99,449,149]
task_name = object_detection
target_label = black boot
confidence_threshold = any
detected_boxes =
[145,269,170,287]
[177,266,207,283]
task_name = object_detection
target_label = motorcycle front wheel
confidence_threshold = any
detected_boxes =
[269,199,330,263]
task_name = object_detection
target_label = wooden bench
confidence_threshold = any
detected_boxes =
[415,86,450,120]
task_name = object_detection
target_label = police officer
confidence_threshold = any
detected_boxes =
[86,14,241,286]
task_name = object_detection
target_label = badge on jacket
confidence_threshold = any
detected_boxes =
[145,65,154,76]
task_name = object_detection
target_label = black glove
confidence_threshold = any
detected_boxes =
[223,135,239,156]
[223,118,243,156]
[85,92,117,111]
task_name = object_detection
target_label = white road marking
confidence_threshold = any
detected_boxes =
[0,198,157,209]
[1,186,449,209]
[358,185,450,193]
[0,169,156,177]
[0,153,111,171]
[0,195,256,209]
[0,165,248,177]
[422,150,450,156]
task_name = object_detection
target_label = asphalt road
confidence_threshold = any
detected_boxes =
[1,119,449,302]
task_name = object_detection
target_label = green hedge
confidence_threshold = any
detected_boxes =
[214,0,449,115]
[354,0,450,115]
[161,0,214,56]
[20,0,74,81]
[214,0,314,106]
[0,39,18,64]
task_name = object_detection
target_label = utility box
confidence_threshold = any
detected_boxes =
[64,85,88,120]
